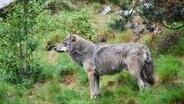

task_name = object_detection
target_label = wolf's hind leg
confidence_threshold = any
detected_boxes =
[127,60,147,91]
[132,71,145,91]
[140,70,150,88]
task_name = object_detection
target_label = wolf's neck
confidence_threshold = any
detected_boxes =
[69,39,96,66]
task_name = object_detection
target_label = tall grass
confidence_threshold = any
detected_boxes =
[0,82,31,104]
[156,55,184,84]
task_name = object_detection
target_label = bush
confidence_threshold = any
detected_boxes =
[57,10,96,40]
[36,8,96,41]
[0,1,46,87]
[167,30,184,55]
[154,29,184,56]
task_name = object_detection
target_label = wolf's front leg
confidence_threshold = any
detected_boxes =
[94,74,100,97]
[83,61,100,99]
[87,71,100,99]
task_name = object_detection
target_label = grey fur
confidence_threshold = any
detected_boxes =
[53,33,154,99]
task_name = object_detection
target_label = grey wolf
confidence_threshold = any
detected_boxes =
[50,33,154,99]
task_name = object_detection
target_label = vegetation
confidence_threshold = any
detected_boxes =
[0,0,184,104]
[0,1,44,87]
[109,0,184,31]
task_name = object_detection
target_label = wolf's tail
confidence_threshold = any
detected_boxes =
[142,49,154,85]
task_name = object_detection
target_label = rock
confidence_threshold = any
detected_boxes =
[143,2,153,9]
[0,0,14,9]
[62,0,77,10]
[115,9,136,16]
[101,5,112,15]
[0,0,15,18]
[123,9,136,16]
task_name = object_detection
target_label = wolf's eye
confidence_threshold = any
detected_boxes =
[63,42,67,46]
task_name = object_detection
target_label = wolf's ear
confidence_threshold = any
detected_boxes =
[66,32,76,42]
[66,32,71,38]
[71,35,76,42]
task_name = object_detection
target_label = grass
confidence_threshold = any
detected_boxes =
[155,55,184,84]
[0,53,184,104]
[107,30,134,44]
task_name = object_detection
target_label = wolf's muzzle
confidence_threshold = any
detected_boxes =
[53,47,65,53]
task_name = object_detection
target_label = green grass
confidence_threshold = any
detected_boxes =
[155,55,184,84]
[2,37,184,104]
[0,82,31,104]
[107,30,134,44]
[0,53,184,104]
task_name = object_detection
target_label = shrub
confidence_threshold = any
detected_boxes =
[153,29,184,56]
[167,30,184,55]
[36,8,96,41]
[0,1,47,87]
[57,10,96,40]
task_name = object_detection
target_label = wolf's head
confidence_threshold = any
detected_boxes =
[53,33,77,53]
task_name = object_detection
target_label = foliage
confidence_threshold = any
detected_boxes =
[144,0,183,24]
[109,0,184,31]
[36,9,96,42]
[0,1,44,87]
[57,10,96,40]
[46,0,77,14]
[0,0,96,87]
[108,0,134,31]
[163,30,184,55]
[109,17,129,31]
[90,0,132,6]
[153,28,184,55]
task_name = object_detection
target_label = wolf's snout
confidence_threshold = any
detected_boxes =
[52,46,66,53]
[52,46,60,52]
[46,45,56,51]
[52,47,57,51]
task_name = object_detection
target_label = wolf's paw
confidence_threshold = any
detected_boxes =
[90,94,99,99]
[139,83,151,92]
[145,83,150,89]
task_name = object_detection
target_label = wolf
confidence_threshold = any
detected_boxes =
[50,33,154,99]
